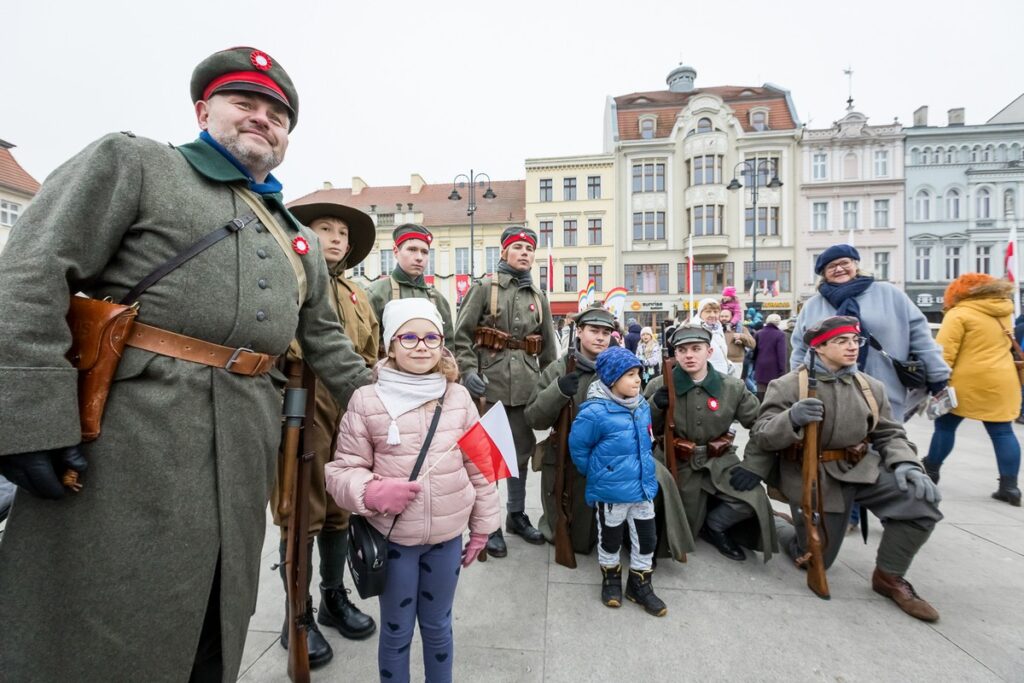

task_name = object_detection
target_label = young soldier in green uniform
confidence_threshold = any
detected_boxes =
[646,325,777,562]
[365,224,454,351]
[0,47,373,681]
[453,226,558,556]
[736,316,943,621]
[272,201,379,665]
[524,304,615,554]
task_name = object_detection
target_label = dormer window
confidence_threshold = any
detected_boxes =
[750,108,769,132]
[639,116,657,140]
[696,117,713,134]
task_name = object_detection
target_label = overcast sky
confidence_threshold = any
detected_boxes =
[5,0,1021,202]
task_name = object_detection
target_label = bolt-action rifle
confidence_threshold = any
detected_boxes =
[552,323,578,569]
[796,352,830,600]
[661,320,678,482]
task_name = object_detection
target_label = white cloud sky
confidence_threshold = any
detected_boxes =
[4,0,1021,201]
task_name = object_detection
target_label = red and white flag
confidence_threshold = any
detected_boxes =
[1006,234,1017,283]
[547,243,555,292]
[771,280,781,297]
[457,401,518,483]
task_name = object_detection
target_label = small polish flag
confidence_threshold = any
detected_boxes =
[457,401,518,483]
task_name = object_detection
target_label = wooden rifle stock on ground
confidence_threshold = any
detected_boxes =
[661,321,678,482]
[552,324,578,569]
[279,359,316,682]
[796,355,830,600]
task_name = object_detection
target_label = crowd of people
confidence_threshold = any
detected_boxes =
[0,45,1021,683]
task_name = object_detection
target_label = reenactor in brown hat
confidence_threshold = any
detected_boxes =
[0,47,373,681]
[453,226,558,556]
[738,316,944,621]
[365,224,455,351]
[272,200,380,666]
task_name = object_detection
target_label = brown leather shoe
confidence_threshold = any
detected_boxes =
[871,568,939,622]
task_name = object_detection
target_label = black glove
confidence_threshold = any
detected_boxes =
[557,371,580,398]
[789,398,825,428]
[927,380,948,396]
[652,386,670,410]
[729,466,763,492]
[0,446,86,500]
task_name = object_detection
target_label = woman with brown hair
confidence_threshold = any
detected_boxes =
[923,274,1021,506]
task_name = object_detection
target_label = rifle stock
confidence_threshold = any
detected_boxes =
[552,325,577,569]
[282,360,315,682]
[661,321,678,482]
[797,359,830,600]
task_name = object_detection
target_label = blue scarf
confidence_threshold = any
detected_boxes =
[818,275,874,368]
[199,131,283,195]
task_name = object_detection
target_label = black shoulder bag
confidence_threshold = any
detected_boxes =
[347,395,446,599]
[867,335,926,389]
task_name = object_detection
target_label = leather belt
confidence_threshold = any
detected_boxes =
[126,322,278,376]
[784,445,867,465]
[821,448,858,463]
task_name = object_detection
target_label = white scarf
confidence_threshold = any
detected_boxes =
[374,364,447,445]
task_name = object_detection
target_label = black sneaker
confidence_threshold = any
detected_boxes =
[625,569,667,617]
[600,565,622,608]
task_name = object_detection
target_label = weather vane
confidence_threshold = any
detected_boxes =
[843,65,854,110]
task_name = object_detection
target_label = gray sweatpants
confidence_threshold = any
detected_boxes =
[596,500,656,571]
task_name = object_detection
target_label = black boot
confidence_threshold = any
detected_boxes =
[280,601,334,669]
[625,569,667,617]
[699,526,746,561]
[316,529,376,640]
[992,476,1022,507]
[506,512,545,545]
[600,565,622,608]
[921,457,941,485]
[485,529,508,558]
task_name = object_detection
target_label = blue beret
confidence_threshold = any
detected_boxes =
[815,244,861,275]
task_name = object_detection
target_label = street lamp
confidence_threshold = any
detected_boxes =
[726,159,782,304]
[448,170,497,278]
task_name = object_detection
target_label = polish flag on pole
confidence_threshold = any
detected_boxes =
[1007,225,1020,317]
[456,401,518,483]
[547,242,555,293]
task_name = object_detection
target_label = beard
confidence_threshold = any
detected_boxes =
[208,124,282,178]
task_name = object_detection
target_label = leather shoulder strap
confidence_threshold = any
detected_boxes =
[409,395,446,481]
[997,319,1024,361]
[852,372,880,429]
[390,275,401,302]
[489,278,499,320]
[232,186,307,304]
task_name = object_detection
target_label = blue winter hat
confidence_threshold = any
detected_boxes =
[815,244,861,275]
[596,346,643,387]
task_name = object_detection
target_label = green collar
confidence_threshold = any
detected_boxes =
[391,267,428,289]
[176,138,302,232]
[673,363,724,398]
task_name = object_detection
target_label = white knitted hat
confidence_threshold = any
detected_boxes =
[381,298,445,347]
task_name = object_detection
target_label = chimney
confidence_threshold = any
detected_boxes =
[913,106,928,127]
[369,204,376,213]
[322,181,333,190]
[666,64,697,93]
[948,108,965,126]
[407,203,413,211]
[410,173,426,194]
[351,176,367,195]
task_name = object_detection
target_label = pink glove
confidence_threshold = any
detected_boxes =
[461,532,489,568]
[364,477,421,516]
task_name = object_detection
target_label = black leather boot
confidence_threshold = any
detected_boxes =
[992,476,1022,507]
[506,512,545,545]
[280,601,334,669]
[921,457,941,485]
[485,529,508,558]
[625,569,667,617]
[699,526,746,561]
[318,584,376,640]
[600,565,622,608]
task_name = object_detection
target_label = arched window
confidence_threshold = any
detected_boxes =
[750,110,769,131]
[921,147,931,165]
[915,190,931,221]
[639,117,656,140]
[946,189,961,220]
[971,146,981,162]
[932,148,940,164]
[697,117,713,134]
[944,148,954,164]
[977,188,991,218]
[983,145,993,162]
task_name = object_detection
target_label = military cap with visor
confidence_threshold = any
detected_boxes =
[190,46,299,130]
[500,226,537,249]
[392,223,433,248]
[671,324,712,347]
[803,315,862,348]
[286,201,376,269]
[571,303,616,330]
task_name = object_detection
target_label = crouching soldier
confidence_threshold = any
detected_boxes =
[736,316,943,621]
[524,304,615,554]
[646,324,777,562]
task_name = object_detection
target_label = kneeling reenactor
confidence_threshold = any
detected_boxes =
[646,324,777,562]
[736,316,943,621]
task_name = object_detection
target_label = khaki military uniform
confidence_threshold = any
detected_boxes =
[365,268,454,351]
[646,366,777,560]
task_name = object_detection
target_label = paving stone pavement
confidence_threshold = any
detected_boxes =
[238,417,1024,682]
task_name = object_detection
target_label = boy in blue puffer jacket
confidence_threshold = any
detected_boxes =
[569,346,665,616]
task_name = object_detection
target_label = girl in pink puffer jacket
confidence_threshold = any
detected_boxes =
[326,298,500,683]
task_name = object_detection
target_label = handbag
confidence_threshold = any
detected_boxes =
[347,396,445,599]
[997,320,1024,387]
[867,335,926,389]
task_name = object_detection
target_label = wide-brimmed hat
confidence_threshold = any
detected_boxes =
[287,202,376,268]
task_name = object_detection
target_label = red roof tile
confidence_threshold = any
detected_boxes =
[289,179,525,229]
[0,141,41,196]
[614,85,797,140]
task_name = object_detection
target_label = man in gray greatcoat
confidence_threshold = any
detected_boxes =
[0,47,372,682]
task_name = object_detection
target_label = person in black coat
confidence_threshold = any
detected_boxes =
[625,320,642,353]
